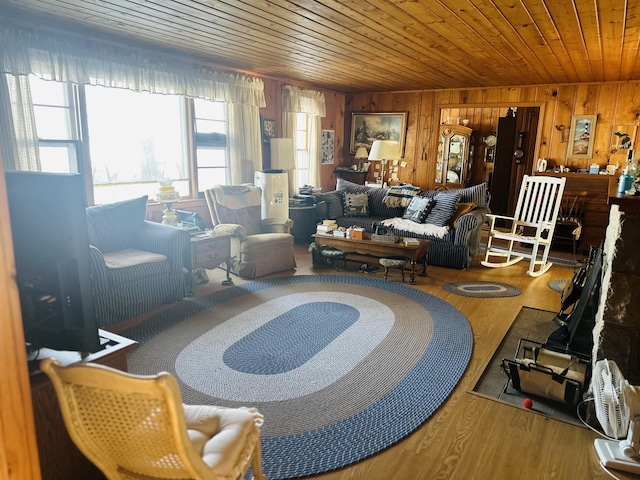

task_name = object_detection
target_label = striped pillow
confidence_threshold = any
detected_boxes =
[458,183,487,208]
[424,191,461,226]
[322,192,344,219]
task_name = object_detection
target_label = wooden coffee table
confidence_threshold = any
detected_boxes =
[312,233,430,284]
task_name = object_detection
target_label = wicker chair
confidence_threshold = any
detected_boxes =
[40,358,266,480]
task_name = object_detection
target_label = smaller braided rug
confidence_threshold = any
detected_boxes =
[443,281,520,298]
[548,279,570,293]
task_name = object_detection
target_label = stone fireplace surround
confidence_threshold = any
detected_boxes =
[593,205,640,385]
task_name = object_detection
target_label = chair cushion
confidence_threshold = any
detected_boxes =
[183,404,262,477]
[86,196,148,253]
[102,248,166,269]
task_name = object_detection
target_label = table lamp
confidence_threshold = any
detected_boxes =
[368,140,400,186]
[355,146,370,171]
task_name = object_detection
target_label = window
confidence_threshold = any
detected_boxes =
[29,76,80,173]
[28,76,231,204]
[85,86,188,204]
[193,99,228,193]
[295,113,310,188]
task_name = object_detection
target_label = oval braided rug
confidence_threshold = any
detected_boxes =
[124,275,472,479]
[443,280,521,298]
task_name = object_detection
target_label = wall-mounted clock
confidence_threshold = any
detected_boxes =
[483,133,497,162]
[484,133,497,148]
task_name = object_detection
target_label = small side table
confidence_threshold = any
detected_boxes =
[188,233,233,294]
[289,205,318,242]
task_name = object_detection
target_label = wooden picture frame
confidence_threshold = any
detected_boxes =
[567,115,597,159]
[350,112,408,155]
[262,117,276,144]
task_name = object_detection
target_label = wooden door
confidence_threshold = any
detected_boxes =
[489,107,540,216]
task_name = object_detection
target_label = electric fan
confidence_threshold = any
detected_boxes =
[593,359,640,474]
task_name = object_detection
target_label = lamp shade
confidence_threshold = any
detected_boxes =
[270,138,295,170]
[355,147,369,159]
[368,140,401,161]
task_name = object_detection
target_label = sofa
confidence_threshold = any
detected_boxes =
[86,196,191,328]
[313,179,490,269]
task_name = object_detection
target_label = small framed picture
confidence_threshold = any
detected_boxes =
[262,117,276,144]
[567,115,597,159]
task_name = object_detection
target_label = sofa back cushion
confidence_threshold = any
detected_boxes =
[367,187,405,218]
[458,182,488,208]
[86,196,148,253]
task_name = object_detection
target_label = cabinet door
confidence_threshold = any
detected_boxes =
[446,134,467,185]
[435,133,445,184]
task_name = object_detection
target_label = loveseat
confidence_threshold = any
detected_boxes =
[314,179,490,269]
[86,196,191,328]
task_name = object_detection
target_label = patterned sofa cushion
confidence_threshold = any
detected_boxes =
[458,182,488,208]
[86,196,148,253]
[424,191,461,227]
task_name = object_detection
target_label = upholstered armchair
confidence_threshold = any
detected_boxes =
[205,185,296,278]
[86,196,191,328]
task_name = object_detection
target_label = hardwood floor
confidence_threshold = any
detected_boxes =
[112,243,624,480]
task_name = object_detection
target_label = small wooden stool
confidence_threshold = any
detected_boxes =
[379,257,408,281]
[320,248,347,271]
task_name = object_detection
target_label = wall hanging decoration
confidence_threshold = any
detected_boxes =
[321,129,335,164]
[567,114,597,159]
[350,111,407,155]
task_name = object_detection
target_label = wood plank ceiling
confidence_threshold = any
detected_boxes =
[2,0,640,93]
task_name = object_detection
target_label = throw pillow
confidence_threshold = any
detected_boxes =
[450,202,477,227]
[402,197,434,223]
[322,191,345,219]
[424,191,461,227]
[343,192,369,216]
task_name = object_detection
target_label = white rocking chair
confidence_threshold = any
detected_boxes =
[481,174,566,277]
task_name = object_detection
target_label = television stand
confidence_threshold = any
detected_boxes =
[30,330,138,480]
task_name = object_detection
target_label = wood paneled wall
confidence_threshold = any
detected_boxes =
[260,78,346,194]
[346,82,640,191]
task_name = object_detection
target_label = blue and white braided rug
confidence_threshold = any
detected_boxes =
[124,275,472,479]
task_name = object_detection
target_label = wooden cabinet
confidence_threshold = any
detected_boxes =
[189,233,233,290]
[536,172,612,252]
[435,124,472,186]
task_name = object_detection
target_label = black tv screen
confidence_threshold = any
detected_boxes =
[5,171,101,354]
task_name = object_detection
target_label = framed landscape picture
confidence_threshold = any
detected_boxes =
[350,112,408,155]
[567,114,597,159]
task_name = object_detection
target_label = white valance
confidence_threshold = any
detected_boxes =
[282,85,326,116]
[0,24,265,107]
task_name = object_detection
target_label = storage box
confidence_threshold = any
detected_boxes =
[371,234,397,244]
[352,228,364,240]
[333,230,346,237]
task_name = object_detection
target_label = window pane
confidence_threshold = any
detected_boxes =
[85,86,187,201]
[29,77,69,106]
[93,179,189,205]
[196,118,226,134]
[194,98,225,118]
[33,105,73,139]
[197,168,227,191]
[39,144,77,173]
[296,131,307,148]
[296,113,307,129]
[196,148,226,168]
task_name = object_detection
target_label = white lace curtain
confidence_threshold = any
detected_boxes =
[0,23,266,178]
[282,85,326,188]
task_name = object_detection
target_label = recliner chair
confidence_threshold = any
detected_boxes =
[204,185,296,279]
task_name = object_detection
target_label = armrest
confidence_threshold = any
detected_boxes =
[453,207,489,250]
[214,223,247,240]
[88,245,109,294]
[261,217,293,234]
[134,221,191,271]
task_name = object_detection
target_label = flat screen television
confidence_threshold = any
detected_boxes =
[5,171,101,355]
